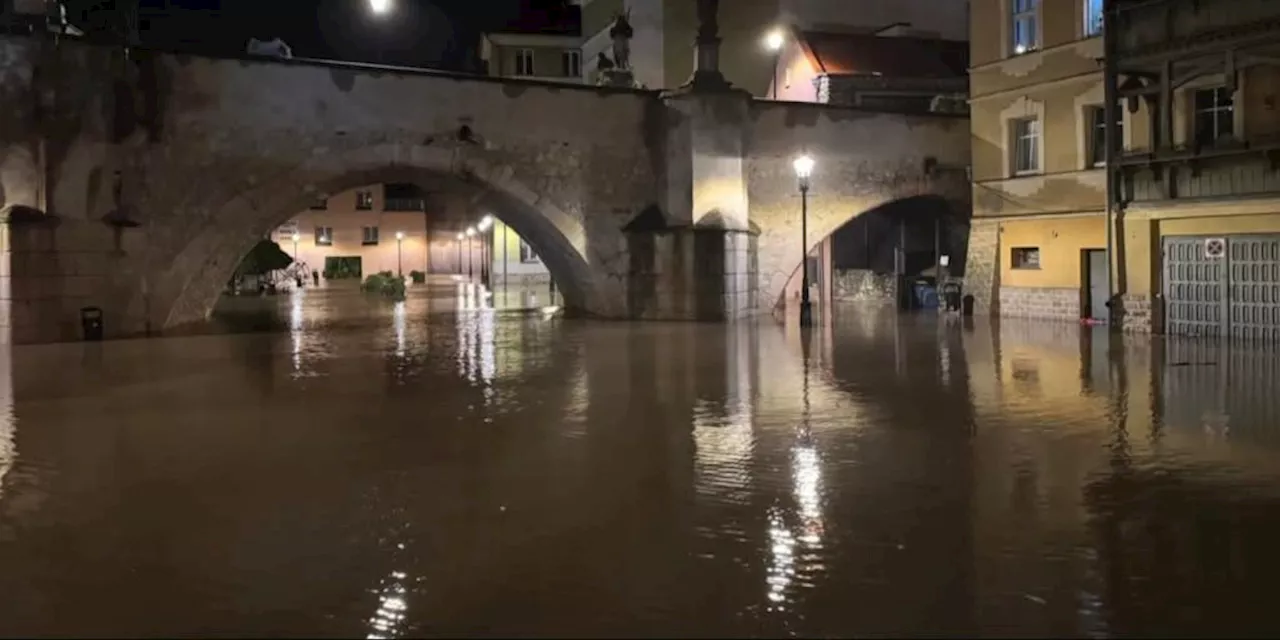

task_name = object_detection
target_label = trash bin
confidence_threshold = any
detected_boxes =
[80,306,104,341]
[961,294,975,317]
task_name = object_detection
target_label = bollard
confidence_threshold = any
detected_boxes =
[80,306,104,341]
[961,294,975,317]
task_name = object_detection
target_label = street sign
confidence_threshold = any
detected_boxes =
[1205,237,1226,259]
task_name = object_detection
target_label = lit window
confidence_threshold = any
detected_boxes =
[1012,117,1040,175]
[1084,0,1103,37]
[519,239,539,264]
[362,226,379,246]
[1193,87,1235,145]
[515,49,535,76]
[1088,105,1123,167]
[355,190,374,210]
[1011,0,1039,55]
[561,50,581,78]
[315,226,333,247]
[1012,247,1041,270]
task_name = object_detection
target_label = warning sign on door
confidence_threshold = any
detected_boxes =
[1205,237,1226,259]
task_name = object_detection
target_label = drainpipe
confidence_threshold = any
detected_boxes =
[1102,0,1119,323]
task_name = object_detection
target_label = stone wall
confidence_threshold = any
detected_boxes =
[998,286,1080,321]
[625,227,757,321]
[833,269,896,303]
[964,218,1000,315]
[745,100,971,311]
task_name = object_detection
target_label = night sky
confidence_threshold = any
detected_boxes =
[121,0,533,70]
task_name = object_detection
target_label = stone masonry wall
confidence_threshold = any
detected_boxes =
[833,269,896,303]
[964,218,1000,315]
[998,286,1080,322]
[745,100,971,311]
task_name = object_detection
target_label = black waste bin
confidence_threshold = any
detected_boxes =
[80,306,104,341]
[961,294,975,317]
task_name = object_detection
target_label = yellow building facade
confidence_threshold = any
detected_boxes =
[966,0,1280,341]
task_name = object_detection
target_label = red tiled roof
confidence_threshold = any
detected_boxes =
[796,30,968,78]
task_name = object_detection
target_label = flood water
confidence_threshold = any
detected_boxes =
[4,286,1280,637]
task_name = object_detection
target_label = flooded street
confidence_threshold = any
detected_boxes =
[4,288,1280,637]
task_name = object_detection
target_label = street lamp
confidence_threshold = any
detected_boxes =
[764,28,785,99]
[455,232,464,274]
[466,226,477,281]
[793,153,815,328]
[290,232,300,259]
[395,230,405,277]
[477,215,494,286]
[368,0,392,15]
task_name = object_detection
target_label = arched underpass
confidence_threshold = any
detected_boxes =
[126,154,620,335]
[770,194,970,313]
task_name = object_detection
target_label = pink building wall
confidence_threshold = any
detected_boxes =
[274,186,431,280]
[768,36,824,103]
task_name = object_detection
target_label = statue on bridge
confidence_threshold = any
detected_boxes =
[596,10,638,88]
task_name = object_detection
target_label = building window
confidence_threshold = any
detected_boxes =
[1087,105,1123,167]
[362,226,380,246]
[1193,87,1235,145]
[1011,0,1039,55]
[1011,247,1041,270]
[355,190,374,210]
[315,226,333,247]
[1011,117,1040,175]
[309,196,327,210]
[561,50,581,78]
[519,239,539,264]
[515,49,535,76]
[1084,0,1103,36]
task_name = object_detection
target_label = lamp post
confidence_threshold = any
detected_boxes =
[465,226,477,281]
[395,231,405,277]
[290,232,300,259]
[764,29,784,99]
[793,154,815,328]
[478,215,493,287]
[455,232,464,274]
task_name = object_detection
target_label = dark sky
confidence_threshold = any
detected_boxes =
[126,0,527,70]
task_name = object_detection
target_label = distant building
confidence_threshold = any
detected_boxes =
[274,185,431,281]
[768,24,968,111]
[489,220,552,286]
[480,0,971,96]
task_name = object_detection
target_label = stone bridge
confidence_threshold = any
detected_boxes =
[0,35,968,343]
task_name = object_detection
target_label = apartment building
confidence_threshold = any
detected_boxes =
[966,0,1280,341]
[274,185,430,282]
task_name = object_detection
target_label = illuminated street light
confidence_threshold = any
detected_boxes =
[466,227,476,237]
[395,231,405,276]
[793,154,815,328]
[368,0,392,16]
[478,214,494,231]
[764,29,784,51]
[290,232,300,259]
[764,28,785,99]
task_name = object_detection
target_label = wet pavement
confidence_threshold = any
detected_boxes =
[3,294,1280,637]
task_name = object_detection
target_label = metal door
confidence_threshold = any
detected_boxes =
[1227,236,1280,342]
[1163,234,1280,340]
[1164,236,1226,337]
[1086,249,1109,320]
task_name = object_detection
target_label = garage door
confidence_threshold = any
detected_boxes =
[1164,235,1280,340]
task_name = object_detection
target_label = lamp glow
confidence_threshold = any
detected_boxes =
[764,29,785,51]
[291,232,300,242]
[369,0,392,15]
[466,227,476,237]
[456,232,464,241]
[793,154,815,179]
[395,231,405,240]
[478,214,494,231]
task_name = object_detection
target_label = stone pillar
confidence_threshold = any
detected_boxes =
[963,218,1001,316]
[684,0,733,92]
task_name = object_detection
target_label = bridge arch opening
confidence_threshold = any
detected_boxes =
[131,147,613,333]
[773,194,968,310]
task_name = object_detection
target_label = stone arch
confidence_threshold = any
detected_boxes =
[760,182,969,311]
[125,143,619,333]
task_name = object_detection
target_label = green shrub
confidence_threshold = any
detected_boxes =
[409,270,426,284]
[362,271,406,301]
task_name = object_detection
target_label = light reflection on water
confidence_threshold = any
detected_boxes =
[3,299,1280,636]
